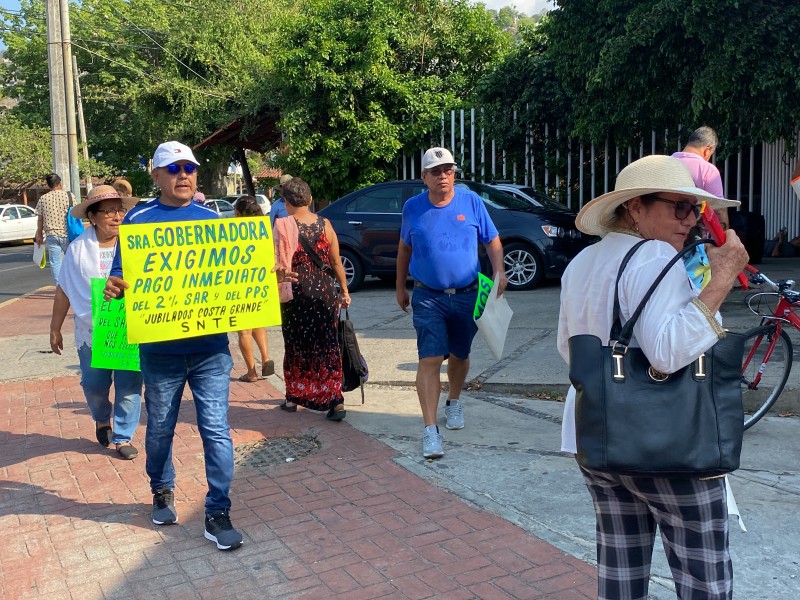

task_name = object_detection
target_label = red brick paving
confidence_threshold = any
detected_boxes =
[0,291,597,599]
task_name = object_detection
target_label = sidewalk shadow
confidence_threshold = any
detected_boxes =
[0,429,123,469]
[0,480,146,526]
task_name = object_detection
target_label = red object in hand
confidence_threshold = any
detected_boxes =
[700,202,750,289]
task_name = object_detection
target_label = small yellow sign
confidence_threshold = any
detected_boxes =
[120,217,281,344]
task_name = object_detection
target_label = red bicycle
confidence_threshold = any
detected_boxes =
[740,270,798,430]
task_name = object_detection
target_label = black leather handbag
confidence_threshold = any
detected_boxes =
[569,239,745,478]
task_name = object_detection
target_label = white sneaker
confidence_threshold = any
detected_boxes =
[445,401,465,430]
[422,429,444,458]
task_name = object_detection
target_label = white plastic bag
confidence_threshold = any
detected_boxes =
[32,242,46,269]
[474,272,513,360]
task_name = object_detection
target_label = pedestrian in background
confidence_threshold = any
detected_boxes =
[49,185,142,460]
[104,141,243,551]
[395,147,506,459]
[272,177,350,421]
[672,126,729,290]
[233,195,274,382]
[35,173,72,286]
[269,173,292,226]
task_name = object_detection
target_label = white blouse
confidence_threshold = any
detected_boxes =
[557,232,723,454]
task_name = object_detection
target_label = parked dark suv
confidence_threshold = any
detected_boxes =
[318,180,597,292]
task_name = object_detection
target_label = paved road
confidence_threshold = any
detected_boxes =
[0,242,52,301]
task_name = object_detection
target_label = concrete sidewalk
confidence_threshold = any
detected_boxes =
[0,289,597,600]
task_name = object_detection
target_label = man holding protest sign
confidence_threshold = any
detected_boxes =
[104,141,244,551]
[395,147,506,459]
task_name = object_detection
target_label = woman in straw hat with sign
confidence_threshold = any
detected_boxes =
[556,155,747,599]
[50,185,143,460]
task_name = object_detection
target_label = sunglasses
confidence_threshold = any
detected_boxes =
[426,166,455,177]
[649,197,700,220]
[98,207,128,217]
[165,163,198,175]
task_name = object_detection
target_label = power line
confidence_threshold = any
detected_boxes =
[107,4,217,88]
[0,26,158,49]
[71,40,230,99]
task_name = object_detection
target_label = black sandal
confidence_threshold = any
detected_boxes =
[116,443,139,460]
[262,360,275,377]
[279,402,297,413]
[95,424,112,448]
[326,404,346,422]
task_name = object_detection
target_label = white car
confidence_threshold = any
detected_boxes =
[223,194,271,216]
[0,204,38,243]
[204,198,236,218]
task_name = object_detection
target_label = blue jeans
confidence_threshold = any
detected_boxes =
[45,234,69,286]
[140,350,234,515]
[77,344,143,444]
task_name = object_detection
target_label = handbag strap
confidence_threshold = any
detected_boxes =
[612,238,713,346]
[297,229,335,277]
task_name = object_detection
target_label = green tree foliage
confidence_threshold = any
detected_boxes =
[0,112,111,192]
[2,0,507,198]
[1,0,280,170]
[266,0,509,200]
[0,112,52,191]
[478,0,800,155]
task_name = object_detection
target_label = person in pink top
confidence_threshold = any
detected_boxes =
[672,126,730,289]
[672,126,727,227]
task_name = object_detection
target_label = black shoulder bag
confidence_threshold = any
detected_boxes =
[568,239,745,478]
[338,309,369,403]
[297,232,336,279]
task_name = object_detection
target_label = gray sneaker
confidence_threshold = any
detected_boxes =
[204,510,244,551]
[445,401,465,430]
[422,428,444,458]
[152,488,177,525]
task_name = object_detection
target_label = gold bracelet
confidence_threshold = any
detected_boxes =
[691,297,726,338]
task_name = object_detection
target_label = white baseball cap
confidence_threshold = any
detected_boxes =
[421,147,456,171]
[152,141,200,168]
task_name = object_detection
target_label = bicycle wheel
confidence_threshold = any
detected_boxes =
[740,324,793,430]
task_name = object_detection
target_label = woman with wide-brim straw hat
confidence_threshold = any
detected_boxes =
[557,155,749,599]
[50,185,143,460]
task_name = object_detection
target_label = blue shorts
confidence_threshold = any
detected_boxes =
[411,286,478,359]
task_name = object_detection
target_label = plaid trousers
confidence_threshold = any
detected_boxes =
[581,467,732,600]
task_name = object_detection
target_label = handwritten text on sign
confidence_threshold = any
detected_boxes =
[90,278,140,371]
[120,217,281,343]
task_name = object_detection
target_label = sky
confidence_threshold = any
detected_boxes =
[482,0,553,16]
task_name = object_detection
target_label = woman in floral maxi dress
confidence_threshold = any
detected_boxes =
[273,177,351,420]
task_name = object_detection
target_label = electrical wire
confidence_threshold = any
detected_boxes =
[71,41,230,99]
[107,4,217,88]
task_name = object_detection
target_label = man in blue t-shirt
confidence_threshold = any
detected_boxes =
[396,147,507,459]
[269,173,292,227]
[104,141,243,551]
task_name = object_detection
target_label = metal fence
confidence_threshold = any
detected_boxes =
[398,109,796,240]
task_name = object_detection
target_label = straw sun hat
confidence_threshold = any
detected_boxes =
[575,155,740,237]
[70,185,138,219]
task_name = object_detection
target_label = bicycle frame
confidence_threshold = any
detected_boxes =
[742,283,800,391]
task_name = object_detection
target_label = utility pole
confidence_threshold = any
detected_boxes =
[72,55,91,193]
[59,0,81,200]
[45,0,69,181]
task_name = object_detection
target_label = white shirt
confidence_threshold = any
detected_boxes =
[557,232,723,453]
[59,226,106,349]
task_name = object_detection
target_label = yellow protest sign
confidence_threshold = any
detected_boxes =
[119,217,280,343]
